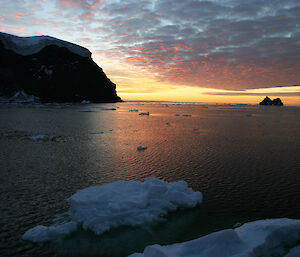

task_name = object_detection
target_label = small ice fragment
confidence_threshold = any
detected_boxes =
[101,108,116,110]
[246,113,252,117]
[30,135,46,141]
[137,146,147,151]
[90,131,104,135]
[182,114,192,117]
[129,109,139,112]
[108,129,113,131]
[81,100,91,104]
[202,106,208,108]
[175,114,180,116]
[139,112,149,115]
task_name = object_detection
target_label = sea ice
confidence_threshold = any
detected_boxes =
[22,222,77,243]
[22,178,202,243]
[182,114,192,117]
[90,131,104,135]
[101,108,117,110]
[139,112,150,115]
[30,135,46,141]
[137,146,147,151]
[81,100,91,104]
[129,218,300,257]
[129,109,139,112]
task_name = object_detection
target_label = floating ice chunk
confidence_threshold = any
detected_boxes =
[137,146,147,151]
[175,114,180,116]
[101,108,117,110]
[182,114,192,117]
[22,222,77,243]
[139,112,149,115]
[23,178,202,243]
[129,109,139,112]
[30,135,46,141]
[129,218,300,257]
[67,178,202,236]
[90,131,104,135]
[246,113,252,117]
[81,100,91,104]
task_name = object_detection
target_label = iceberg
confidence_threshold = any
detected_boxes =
[129,218,300,257]
[22,178,202,243]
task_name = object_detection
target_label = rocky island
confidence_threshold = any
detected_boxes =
[0,32,122,103]
[259,96,283,106]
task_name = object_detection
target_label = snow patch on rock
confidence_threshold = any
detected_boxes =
[0,32,91,58]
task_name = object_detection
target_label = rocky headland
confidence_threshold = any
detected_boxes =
[0,32,122,103]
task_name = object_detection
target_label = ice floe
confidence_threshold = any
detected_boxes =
[137,146,147,151]
[129,218,300,257]
[139,112,149,115]
[90,131,104,135]
[30,135,57,141]
[22,222,77,243]
[129,109,139,112]
[81,100,91,104]
[22,178,202,243]
[182,114,192,117]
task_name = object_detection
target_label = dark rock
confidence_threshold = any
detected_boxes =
[259,96,283,106]
[0,32,122,103]
[271,98,283,106]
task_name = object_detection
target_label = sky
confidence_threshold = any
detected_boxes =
[1,0,300,104]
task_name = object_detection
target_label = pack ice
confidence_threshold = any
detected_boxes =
[129,218,300,257]
[22,178,202,243]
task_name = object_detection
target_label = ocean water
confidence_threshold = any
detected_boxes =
[0,102,300,257]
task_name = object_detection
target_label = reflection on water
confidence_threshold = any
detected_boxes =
[0,102,300,257]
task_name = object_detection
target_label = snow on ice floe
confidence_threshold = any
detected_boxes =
[22,178,202,243]
[0,32,91,57]
[129,218,300,257]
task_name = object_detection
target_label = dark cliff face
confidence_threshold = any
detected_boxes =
[0,34,122,103]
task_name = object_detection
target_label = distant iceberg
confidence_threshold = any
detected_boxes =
[139,112,150,115]
[129,218,300,257]
[22,178,202,243]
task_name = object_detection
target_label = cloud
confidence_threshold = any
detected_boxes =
[1,0,300,91]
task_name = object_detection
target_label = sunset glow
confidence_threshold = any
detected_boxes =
[1,0,299,104]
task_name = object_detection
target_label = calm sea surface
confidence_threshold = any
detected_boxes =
[1,102,300,257]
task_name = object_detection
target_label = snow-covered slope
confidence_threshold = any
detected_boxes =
[0,32,91,57]
[129,218,300,257]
